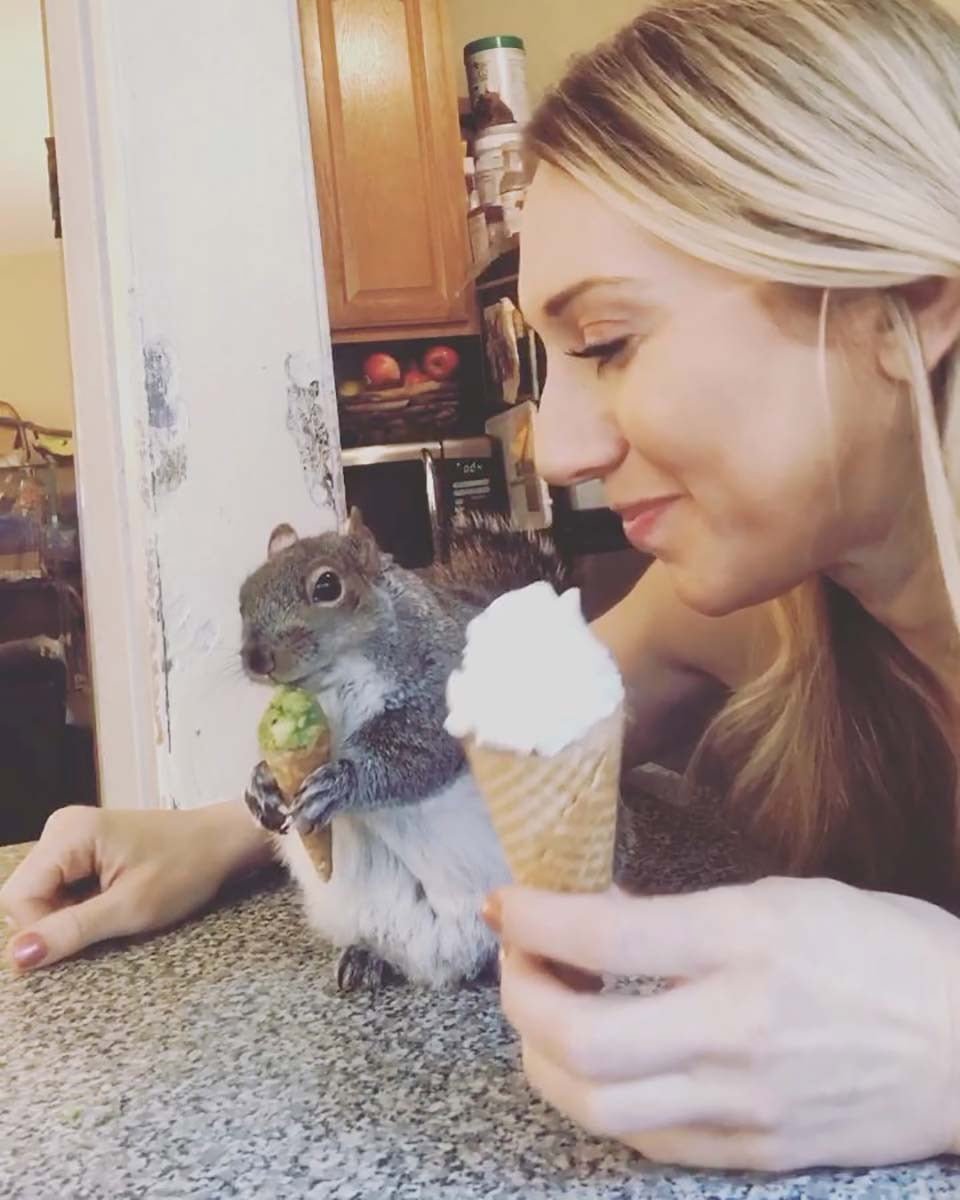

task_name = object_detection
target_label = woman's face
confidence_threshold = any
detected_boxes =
[520,164,915,617]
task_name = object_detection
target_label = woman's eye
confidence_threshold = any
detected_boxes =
[308,570,343,604]
[565,336,632,374]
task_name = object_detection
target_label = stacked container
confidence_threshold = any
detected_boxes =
[463,35,531,260]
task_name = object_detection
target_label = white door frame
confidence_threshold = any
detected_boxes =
[42,0,342,810]
[44,0,161,809]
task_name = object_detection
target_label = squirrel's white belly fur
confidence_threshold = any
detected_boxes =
[274,653,509,987]
[275,775,507,986]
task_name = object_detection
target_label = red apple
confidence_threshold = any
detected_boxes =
[421,344,460,381]
[363,352,401,387]
[403,366,431,386]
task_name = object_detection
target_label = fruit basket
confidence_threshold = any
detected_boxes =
[336,345,463,447]
[337,381,460,447]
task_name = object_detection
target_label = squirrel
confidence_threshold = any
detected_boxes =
[239,508,568,993]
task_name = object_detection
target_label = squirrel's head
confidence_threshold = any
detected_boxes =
[239,508,386,684]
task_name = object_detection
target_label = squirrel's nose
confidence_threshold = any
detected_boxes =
[243,639,275,678]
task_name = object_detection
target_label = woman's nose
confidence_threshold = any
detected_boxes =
[533,375,628,487]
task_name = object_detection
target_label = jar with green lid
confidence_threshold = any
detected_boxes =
[464,35,530,131]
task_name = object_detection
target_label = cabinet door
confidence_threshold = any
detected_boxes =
[299,0,474,337]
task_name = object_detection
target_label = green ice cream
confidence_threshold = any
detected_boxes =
[257,686,327,753]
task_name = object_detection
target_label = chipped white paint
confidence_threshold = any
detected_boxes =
[142,340,188,502]
[285,353,340,513]
[46,0,343,809]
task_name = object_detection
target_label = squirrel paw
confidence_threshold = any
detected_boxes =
[293,760,356,833]
[244,761,292,834]
[336,945,405,994]
[465,952,501,989]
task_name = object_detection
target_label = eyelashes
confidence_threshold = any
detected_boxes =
[565,335,633,372]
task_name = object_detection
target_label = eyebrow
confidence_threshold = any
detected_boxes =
[542,275,634,318]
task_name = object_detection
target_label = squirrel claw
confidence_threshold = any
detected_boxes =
[244,761,293,834]
[294,759,356,832]
[336,945,404,993]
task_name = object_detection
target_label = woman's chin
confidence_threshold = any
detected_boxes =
[667,561,767,619]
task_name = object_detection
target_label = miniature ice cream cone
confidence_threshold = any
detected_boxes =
[446,583,625,894]
[259,687,334,881]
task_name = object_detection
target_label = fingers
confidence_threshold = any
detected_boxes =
[5,884,142,973]
[625,1126,787,1173]
[0,807,101,928]
[501,947,735,1083]
[0,855,61,928]
[495,884,760,979]
[521,1043,761,1140]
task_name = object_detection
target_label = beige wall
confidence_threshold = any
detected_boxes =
[0,248,74,431]
[447,0,640,100]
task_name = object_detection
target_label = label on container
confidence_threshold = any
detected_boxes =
[466,42,530,130]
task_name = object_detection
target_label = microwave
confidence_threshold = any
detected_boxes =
[342,436,507,568]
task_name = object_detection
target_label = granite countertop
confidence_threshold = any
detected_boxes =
[3,840,960,1200]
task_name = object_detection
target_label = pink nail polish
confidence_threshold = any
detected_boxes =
[10,933,46,970]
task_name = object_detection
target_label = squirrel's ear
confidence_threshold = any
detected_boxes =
[344,507,379,573]
[345,506,366,537]
[268,523,299,559]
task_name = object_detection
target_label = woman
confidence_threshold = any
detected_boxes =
[5,0,960,1173]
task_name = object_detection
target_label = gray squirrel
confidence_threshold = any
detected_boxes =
[239,509,568,992]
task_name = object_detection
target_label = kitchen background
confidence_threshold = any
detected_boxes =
[6,0,958,841]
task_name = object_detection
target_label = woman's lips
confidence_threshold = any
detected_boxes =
[616,497,679,550]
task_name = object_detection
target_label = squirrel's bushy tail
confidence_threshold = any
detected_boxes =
[424,513,569,607]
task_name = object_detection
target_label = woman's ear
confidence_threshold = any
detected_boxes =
[878,277,960,381]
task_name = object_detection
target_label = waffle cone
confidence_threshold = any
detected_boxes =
[263,729,334,881]
[465,706,623,893]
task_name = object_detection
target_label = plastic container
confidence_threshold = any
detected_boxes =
[465,36,530,131]
[474,124,523,162]
[484,204,509,257]
[499,144,528,236]
[467,185,489,263]
[474,124,523,209]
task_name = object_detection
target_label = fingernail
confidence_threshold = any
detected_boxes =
[482,893,502,935]
[10,933,47,970]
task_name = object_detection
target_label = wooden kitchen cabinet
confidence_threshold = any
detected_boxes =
[298,0,477,341]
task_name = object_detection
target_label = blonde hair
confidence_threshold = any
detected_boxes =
[528,0,960,901]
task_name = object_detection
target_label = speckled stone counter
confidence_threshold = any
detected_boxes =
[3,841,960,1200]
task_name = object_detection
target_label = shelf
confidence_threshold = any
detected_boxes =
[331,312,481,345]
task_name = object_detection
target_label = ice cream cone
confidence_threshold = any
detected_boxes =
[464,705,623,893]
[264,727,334,881]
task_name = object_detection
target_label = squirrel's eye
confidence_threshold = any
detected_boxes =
[307,568,343,605]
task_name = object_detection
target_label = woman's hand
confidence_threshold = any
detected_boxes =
[492,877,960,1172]
[1,800,273,973]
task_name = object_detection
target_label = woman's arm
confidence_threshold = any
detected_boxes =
[1,798,274,972]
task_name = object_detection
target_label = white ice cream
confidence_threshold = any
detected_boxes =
[445,581,624,755]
